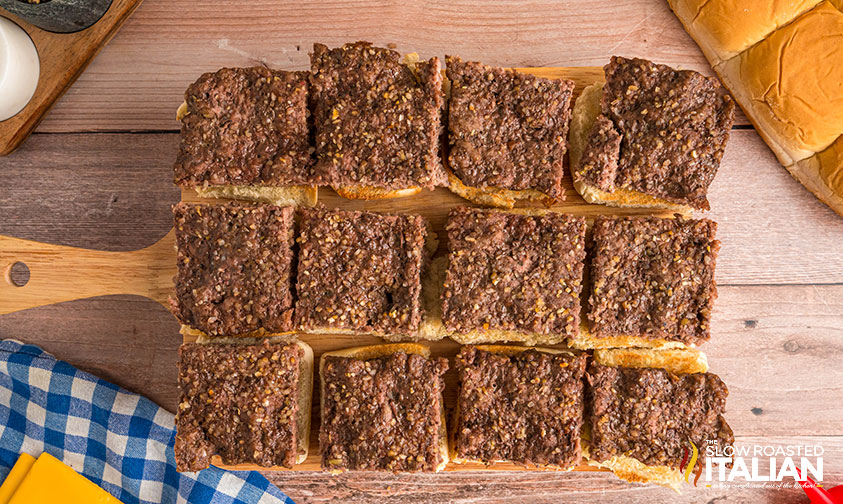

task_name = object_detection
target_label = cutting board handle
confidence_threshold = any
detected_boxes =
[0,230,175,315]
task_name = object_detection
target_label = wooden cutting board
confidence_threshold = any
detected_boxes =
[0,66,683,472]
[0,0,144,155]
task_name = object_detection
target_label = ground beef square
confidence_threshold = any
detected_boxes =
[174,67,313,188]
[309,42,446,190]
[320,351,448,472]
[175,341,304,471]
[170,202,295,337]
[455,346,586,468]
[442,207,586,341]
[447,56,575,200]
[587,361,733,468]
[576,56,734,209]
[294,207,428,336]
[587,215,719,346]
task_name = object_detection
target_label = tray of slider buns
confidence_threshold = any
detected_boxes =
[169,41,737,493]
[0,40,740,493]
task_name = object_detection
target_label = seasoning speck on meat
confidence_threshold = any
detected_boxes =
[576,56,735,209]
[447,56,575,200]
[587,215,720,346]
[174,67,313,188]
[175,341,303,472]
[455,346,586,468]
[587,362,734,468]
[294,207,428,336]
[170,202,295,337]
[310,42,446,190]
[320,351,448,472]
[442,207,586,339]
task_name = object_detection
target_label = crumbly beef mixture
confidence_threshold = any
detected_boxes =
[170,202,295,336]
[175,341,303,471]
[587,215,719,345]
[455,346,586,467]
[576,56,735,209]
[447,56,575,199]
[577,115,621,191]
[174,67,313,188]
[320,351,448,472]
[294,207,428,335]
[310,42,446,190]
[442,207,586,336]
[587,362,734,468]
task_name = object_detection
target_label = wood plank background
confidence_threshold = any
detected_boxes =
[1,0,841,502]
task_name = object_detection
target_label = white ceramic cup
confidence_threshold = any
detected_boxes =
[0,16,40,121]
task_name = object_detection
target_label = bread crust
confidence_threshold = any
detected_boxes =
[332,185,422,200]
[319,343,449,472]
[446,169,553,209]
[194,184,317,207]
[180,324,297,343]
[567,323,688,351]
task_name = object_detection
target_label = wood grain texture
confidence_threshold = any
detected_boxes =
[0,0,144,155]
[31,0,757,134]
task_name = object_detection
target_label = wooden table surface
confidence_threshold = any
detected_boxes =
[1,1,842,502]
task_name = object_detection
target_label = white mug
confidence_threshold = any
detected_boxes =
[0,16,39,121]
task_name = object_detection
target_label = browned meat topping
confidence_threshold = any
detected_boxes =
[455,347,586,468]
[577,56,735,209]
[310,42,446,190]
[442,207,586,337]
[587,215,719,345]
[587,362,734,468]
[577,115,621,192]
[174,67,313,188]
[175,341,303,471]
[320,351,449,472]
[446,56,574,199]
[170,202,295,336]
[294,207,428,335]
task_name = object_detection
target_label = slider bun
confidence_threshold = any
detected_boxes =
[568,82,691,212]
[789,136,843,216]
[295,341,314,464]
[194,339,314,467]
[714,2,843,166]
[319,343,449,472]
[667,0,822,63]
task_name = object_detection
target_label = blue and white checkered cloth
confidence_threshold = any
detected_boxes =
[0,339,295,504]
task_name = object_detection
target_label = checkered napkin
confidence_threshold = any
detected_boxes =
[0,339,295,504]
